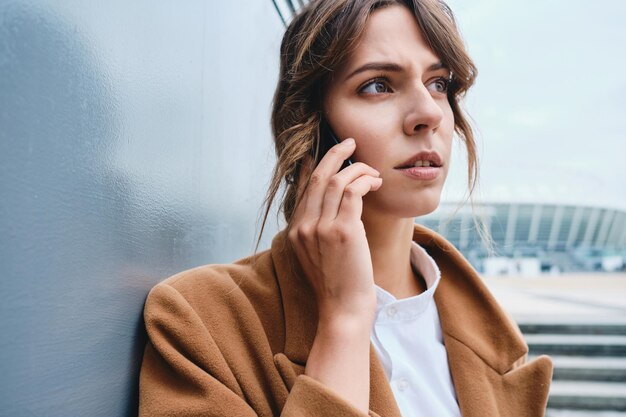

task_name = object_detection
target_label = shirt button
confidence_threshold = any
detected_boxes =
[386,306,398,318]
[397,377,409,392]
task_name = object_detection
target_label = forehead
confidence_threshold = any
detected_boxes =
[336,4,441,78]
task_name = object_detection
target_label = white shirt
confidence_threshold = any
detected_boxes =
[371,242,462,417]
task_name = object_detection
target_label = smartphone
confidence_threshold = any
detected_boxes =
[317,119,354,170]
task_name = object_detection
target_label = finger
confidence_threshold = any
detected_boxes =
[319,163,380,222]
[316,137,357,178]
[303,138,356,219]
[335,176,383,223]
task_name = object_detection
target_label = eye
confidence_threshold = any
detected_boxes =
[358,77,392,95]
[427,76,451,94]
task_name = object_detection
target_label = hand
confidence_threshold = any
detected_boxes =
[288,138,382,322]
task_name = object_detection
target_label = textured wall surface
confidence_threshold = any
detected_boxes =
[0,1,283,415]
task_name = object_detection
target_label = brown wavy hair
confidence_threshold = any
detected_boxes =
[258,0,493,253]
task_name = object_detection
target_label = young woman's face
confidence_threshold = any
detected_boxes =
[323,4,455,219]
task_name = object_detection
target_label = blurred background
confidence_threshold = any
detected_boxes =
[424,0,626,277]
[1,0,624,416]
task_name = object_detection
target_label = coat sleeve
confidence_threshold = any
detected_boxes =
[138,282,380,417]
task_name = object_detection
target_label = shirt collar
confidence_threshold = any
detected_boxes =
[374,241,442,321]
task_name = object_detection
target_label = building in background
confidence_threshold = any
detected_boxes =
[417,201,626,275]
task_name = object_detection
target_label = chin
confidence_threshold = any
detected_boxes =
[364,186,443,219]
[407,194,441,217]
[413,202,439,217]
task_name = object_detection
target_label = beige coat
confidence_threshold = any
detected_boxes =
[139,224,553,416]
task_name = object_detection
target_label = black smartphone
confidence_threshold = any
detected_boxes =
[317,119,353,170]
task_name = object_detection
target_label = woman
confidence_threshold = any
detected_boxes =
[138,1,553,416]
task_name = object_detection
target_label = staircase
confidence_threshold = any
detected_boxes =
[520,321,626,416]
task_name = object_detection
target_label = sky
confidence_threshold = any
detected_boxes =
[441,0,626,210]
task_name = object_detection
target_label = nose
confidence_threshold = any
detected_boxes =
[402,84,444,136]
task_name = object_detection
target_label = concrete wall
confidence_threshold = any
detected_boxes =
[0,1,283,415]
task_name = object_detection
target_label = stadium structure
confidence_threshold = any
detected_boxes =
[415,144,626,274]
[416,201,626,275]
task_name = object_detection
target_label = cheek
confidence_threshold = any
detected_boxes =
[352,130,392,171]
[440,104,455,149]
[440,98,454,126]
[336,107,395,168]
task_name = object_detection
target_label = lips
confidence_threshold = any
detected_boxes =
[394,150,443,169]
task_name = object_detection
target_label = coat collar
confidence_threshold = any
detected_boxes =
[412,225,529,374]
[270,223,541,416]
[270,223,527,370]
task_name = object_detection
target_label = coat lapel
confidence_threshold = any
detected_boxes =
[414,225,552,417]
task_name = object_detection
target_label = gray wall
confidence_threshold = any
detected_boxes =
[0,1,283,415]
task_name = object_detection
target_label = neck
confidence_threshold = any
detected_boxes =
[362,212,425,299]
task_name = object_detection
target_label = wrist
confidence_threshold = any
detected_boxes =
[316,307,376,338]
[306,306,374,414]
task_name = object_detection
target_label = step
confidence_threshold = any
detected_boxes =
[545,356,626,383]
[525,335,626,357]
[548,381,626,411]
[547,409,626,417]
[520,322,626,336]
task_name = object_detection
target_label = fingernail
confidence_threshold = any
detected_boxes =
[344,138,355,146]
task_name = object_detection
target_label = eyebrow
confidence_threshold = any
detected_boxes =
[345,61,447,81]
